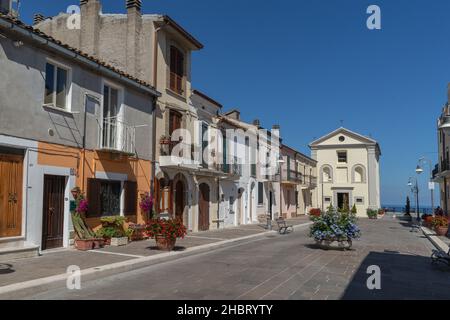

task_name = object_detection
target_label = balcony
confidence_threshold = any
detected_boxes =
[218,157,242,179]
[281,169,303,185]
[99,117,135,155]
[159,141,200,169]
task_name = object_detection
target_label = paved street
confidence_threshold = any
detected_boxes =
[16,216,450,300]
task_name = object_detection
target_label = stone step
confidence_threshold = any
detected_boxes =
[0,245,39,262]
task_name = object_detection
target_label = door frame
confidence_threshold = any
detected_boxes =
[0,136,38,242]
[42,175,67,250]
[198,183,211,231]
[39,166,74,250]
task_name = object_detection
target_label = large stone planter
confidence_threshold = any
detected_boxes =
[316,239,352,251]
[110,237,128,247]
[155,237,176,251]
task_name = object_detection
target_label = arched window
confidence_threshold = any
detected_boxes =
[352,165,366,183]
[321,165,333,183]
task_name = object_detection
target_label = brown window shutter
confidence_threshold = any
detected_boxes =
[124,181,138,216]
[87,178,101,217]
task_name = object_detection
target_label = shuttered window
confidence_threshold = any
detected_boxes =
[169,46,184,95]
[86,178,121,217]
[87,178,101,218]
[257,182,264,205]
[124,181,137,216]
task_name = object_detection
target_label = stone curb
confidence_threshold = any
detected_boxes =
[421,227,450,253]
[0,222,312,299]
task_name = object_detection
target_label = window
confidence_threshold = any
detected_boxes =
[87,179,121,217]
[339,136,346,142]
[169,110,182,155]
[169,46,185,95]
[102,85,120,150]
[353,166,366,183]
[322,166,333,183]
[258,182,264,205]
[44,62,69,109]
[355,197,364,204]
[295,191,299,208]
[337,151,347,163]
[324,197,331,203]
[201,123,209,168]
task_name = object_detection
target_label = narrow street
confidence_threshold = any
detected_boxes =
[22,217,450,300]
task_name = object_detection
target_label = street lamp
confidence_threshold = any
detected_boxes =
[416,157,435,215]
[408,177,420,222]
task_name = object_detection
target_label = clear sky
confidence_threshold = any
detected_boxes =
[16,0,449,207]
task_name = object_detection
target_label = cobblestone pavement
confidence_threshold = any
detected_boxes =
[20,217,450,300]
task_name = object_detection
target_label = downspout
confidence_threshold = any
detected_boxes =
[151,21,169,199]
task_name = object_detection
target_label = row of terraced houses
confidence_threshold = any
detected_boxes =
[0,0,381,258]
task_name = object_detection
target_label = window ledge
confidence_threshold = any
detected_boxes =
[43,104,75,116]
[166,88,187,101]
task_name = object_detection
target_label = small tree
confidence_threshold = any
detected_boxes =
[405,196,411,216]
[351,204,357,214]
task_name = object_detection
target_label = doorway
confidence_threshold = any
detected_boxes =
[42,175,66,250]
[337,193,350,211]
[0,154,23,238]
[174,180,185,222]
[237,188,244,225]
[269,191,273,220]
[198,183,210,231]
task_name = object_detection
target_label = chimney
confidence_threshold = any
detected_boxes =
[225,109,240,120]
[33,13,45,25]
[0,0,11,14]
[126,0,142,12]
[126,0,142,77]
[253,119,260,127]
[80,0,101,56]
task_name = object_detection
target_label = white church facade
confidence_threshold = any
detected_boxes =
[309,128,381,216]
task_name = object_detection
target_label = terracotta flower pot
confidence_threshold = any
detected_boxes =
[435,226,449,237]
[75,239,95,251]
[155,236,176,251]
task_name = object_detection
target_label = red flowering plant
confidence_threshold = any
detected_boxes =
[146,218,187,241]
[74,192,88,214]
[139,193,154,219]
[309,208,322,218]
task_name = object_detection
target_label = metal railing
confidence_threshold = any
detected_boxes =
[281,169,302,184]
[100,117,135,154]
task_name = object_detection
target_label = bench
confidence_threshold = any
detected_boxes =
[276,218,294,235]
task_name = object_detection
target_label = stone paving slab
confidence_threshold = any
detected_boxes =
[0,218,309,291]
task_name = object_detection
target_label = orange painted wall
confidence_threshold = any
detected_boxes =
[37,142,152,228]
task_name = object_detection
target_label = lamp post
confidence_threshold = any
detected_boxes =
[416,157,434,215]
[408,177,420,222]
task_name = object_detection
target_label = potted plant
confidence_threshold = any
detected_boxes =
[159,135,171,145]
[100,216,129,247]
[146,218,187,251]
[96,226,117,246]
[72,212,101,251]
[378,209,386,218]
[309,208,321,219]
[422,214,433,228]
[432,216,449,236]
[367,209,378,220]
[309,208,361,250]
[351,204,357,215]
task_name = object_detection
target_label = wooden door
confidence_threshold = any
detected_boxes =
[175,180,184,221]
[169,110,182,155]
[198,184,210,231]
[0,154,23,238]
[42,175,66,250]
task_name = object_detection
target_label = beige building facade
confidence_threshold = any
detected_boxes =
[309,128,381,216]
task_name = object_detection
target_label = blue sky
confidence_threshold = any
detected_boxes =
[17,0,449,207]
